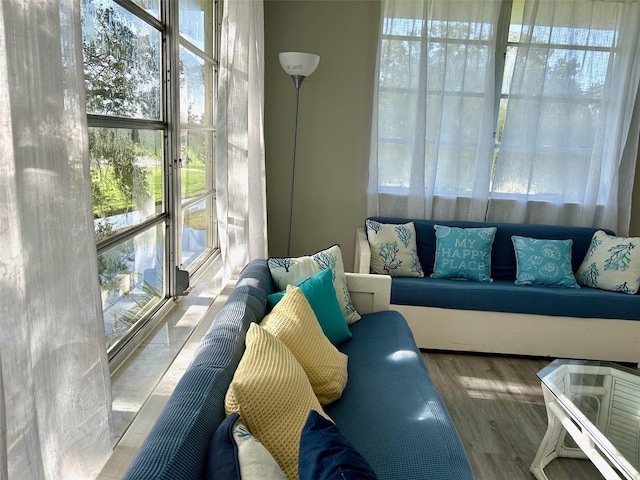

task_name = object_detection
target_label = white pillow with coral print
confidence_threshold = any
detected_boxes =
[365,219,424,277]
[575,230,640,294]
[268,245,361,324]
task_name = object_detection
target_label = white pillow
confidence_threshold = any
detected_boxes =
[575,230,640,294]
[268,244,361,324]
[365,219,424,277]
[233,419,286,480]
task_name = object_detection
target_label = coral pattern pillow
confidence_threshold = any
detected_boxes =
[365,219,424,277]
[512,236,579,289]
[431,225,497,282]
[576,230,640,294]
[261,285,348,405]
[225,323,331,480]
[268,245,361,324]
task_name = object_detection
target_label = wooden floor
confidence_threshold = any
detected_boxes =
[422,351,603,480]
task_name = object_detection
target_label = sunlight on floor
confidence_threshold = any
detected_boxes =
[459,375,543,403]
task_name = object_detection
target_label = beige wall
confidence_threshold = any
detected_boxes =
[264,0,640,272]
[264,0,380,270]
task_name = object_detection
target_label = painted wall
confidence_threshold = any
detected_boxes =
[264,0,380,270]
[264,0,640,272]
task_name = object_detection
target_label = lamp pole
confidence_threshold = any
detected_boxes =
[279,52,319,256]
[286,75,304,257]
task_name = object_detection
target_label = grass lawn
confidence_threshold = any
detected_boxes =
[93,164,207,219]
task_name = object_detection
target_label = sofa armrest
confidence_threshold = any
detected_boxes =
[354,227,371,274]
[346,272,391,315]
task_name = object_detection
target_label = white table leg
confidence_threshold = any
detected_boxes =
[532,393,625,480]
[530,398,567,480]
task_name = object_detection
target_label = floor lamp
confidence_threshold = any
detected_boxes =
[279,51,320,256]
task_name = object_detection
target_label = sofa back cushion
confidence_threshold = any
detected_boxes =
[367,217,613,280]
[123,259,274,480]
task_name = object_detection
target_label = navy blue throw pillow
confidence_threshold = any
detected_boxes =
[299,410,378,480]
[206,413,241,480]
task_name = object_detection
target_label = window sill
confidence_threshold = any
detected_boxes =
[97,254,228,479]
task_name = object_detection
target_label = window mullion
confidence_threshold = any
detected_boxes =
[164,0,182,294]
[494,0,513,139]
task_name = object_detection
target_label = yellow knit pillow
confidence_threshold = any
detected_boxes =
[225,323,331,480]
[261,284,348,404]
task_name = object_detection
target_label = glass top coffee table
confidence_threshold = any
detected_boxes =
[531,359,640,480]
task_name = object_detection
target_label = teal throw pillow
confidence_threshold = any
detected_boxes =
[267,268,352,345]
[512,236,580,289]
[431,225,496,282]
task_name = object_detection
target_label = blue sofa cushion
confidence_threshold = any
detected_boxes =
[299,410,378,480]
[123,260,274,480]
[391,277,640,320]
[367,217,614,280]
[325,311,474,480]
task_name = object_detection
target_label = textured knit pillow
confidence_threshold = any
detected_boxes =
[365,219,424,277]
[267,268,352,345]
[431,225,497,282]
[225,323,331,480]
[298,410,378,480]
[268,244,361,324]
[262,285,348,404]
[575,230,640,294]
[511,236,579,289]
[207,413,286,480]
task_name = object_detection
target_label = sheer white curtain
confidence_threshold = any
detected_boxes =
[0,1,112,479]
[370,0,640,234]
[489,0,640,235]
[216,0,268,277]
[368,0,501,220]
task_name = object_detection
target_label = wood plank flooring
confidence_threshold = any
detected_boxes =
[421,351,603,480]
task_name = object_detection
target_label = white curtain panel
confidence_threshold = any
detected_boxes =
[489,0,640,234]
[369,0,640,234]
[368,0,501,221]
[216,0,268,277]
[0,1,113,479]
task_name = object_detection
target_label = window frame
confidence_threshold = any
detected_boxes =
[83,0,221,371]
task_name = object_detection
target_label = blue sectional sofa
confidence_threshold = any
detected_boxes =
[356,217,640,364]
[123,259,474,480]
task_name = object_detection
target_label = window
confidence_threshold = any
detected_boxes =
[377,1,500,195]
[372,0,640,228]
[81,0,220,366]
[493,1,620,202]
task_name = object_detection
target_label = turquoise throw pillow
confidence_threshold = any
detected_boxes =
[512,236,580,289]
[267,268,352,345]
[431,225,497,282]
